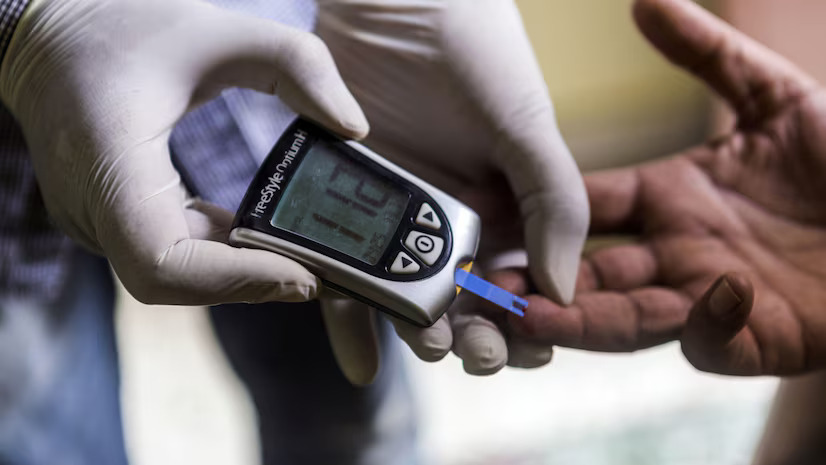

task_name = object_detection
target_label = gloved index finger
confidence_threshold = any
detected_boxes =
[497,123,590,305]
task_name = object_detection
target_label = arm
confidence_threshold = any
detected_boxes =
[753,374,826,465]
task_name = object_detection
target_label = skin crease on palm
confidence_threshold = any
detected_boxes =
[487,0,826,377]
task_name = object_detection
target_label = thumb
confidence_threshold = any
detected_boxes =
[193,8,369,138]
[632,0,817,124]
[681,273,758,375]
[320,295,380,386]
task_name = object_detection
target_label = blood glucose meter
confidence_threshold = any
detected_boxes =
[230,119,481,327]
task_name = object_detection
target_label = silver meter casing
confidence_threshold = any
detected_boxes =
[230,119,481,327]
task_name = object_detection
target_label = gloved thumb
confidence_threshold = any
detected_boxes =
[681,273,757,375]
[320,295,380,385]
[190,8,369,139]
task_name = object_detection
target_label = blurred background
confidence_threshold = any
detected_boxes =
[117,1,826,464]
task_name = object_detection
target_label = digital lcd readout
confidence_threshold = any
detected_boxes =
[271,141,409,265]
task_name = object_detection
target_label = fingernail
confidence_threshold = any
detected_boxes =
[708,278,742,319]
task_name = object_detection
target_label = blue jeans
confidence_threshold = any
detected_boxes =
[0,251,418,465]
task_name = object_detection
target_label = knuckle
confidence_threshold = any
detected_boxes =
[120,253,182,305]
[282,32,333,73]
[296,32,330,57]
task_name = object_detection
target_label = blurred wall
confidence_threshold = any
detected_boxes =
[515,0,715,171]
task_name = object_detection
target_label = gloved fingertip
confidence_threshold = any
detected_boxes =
[300,276,323,300]
[552,268,577,306]
[393,316,452,362]
[455,325,508,376]
[524,197,588,305]
[310,275,323,298]
[266,275,322,303]
[339,112,370,140]
[418,339,452,362]
[321,300,380,385]
[413,326,453,362]
[340,358,379,386]
[319,71,370,140]
[462,344,507,376]
[417,345,450,362]
[532,251,581,306]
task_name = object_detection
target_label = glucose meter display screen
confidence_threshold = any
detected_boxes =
[271,141,409,265]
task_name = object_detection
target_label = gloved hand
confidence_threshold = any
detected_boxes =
[316,0,589,382]
[0,0,368,304]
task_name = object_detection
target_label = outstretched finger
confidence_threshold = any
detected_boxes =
[506,286,691,352]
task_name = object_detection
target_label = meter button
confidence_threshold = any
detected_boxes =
[415,203,442,230]
[390,251,420,274]
[405,231,444,266]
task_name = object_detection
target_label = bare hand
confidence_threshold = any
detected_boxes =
[501,0,826,376]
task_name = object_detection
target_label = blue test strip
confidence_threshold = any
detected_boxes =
[454,268,527,317]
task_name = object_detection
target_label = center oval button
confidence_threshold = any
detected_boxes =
[405,231,444,266]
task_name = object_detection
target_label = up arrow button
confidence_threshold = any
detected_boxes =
[415,203,442,230]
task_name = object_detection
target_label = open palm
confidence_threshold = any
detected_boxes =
[501,0,826,376]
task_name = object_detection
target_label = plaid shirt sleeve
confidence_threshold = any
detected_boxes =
[0,0,29,65]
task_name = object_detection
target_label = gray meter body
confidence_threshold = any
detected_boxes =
[230,119,481,327]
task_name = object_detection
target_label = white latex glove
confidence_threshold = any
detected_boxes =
[0,0,369,304]
[316,0,589,382]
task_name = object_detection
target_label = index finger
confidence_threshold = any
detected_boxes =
[494,267,691,352]
[510,288,690,351]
